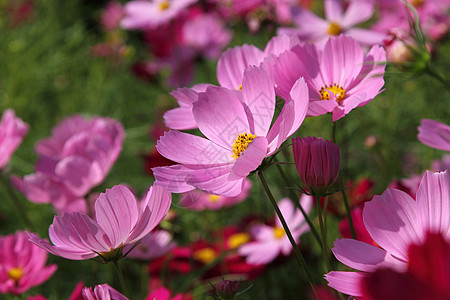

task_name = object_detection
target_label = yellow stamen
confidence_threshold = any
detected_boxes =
[231,132,256,159]
[228,232,250,249]
[273,227,285,239]
[319,84,346,102]
[409,0,424,7]
[8,267,23,282]
[208,194,221,203]
[327,22,342,36]
[159,1,170,11]
[193,247,217,264]
[238,84,243,91]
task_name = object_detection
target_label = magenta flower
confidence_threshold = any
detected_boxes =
[325,169,450,297]
[0,231,57,295]
[120,0,197,30]
[179,178,252,210]
[28,184,172,261]
[124,230,176,260]
[0,109,28,169]
[182,13,232,60]
[238,196,312,265]
[82,284,127,300]
[154,66,309,196]
[12,115,124,213]
[100,1,124,32]
[278,0,386,47]
[418,119,450,151]
[292,136,340,196]
[269,35,386,121]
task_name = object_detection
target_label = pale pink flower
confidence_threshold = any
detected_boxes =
[325,170,450,297]
[28,184,172,261]
[238,196,312,265]
[153,66,309,196]
[100,1,124,32]
[124,230,176,260]
[179,178,252,210]
[278,0,386,47]
[0,231,57,295]
[121,0,197,30]
[418,119,450,151]
[269,35,386,121]
[12,115,124,213]
[82,284,127,300]
[0,109,28,169]
[182,13,232,59]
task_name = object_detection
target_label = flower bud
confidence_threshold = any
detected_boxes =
[292,136,340,196]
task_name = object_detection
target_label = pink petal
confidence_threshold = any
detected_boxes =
[193,86,251,149]
[263,34,301,57]
[163,107,197,130]
[156,130,232,165]
[307,100,338,117]
[340,0,375,28]
[363,188,420,261]
[418,119,450,151]
[324,0,343,21]
[267,78,309,154]
[229,136,268,180]
[217,44,265,90]
[241,67,276,136]
[416,170,450,239]
[239,241,281,265]
[325,271,365,297]
[332,238,405,272]
[95,185,140,249]
[345,28,387,45]
[153,165,200,193]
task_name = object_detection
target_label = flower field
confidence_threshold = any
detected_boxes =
[0,0,449,299]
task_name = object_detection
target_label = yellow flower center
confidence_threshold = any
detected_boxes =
[319,84,346,102]
[409,0,424,7]
[228,232,251,249]
[193,247,217,264]
[208,194,221,203]
[159,1,170,11]
[231,132,256,159]
[238,84,243,91]
[273,227,285,239]
[327,22,342,36]
[8,267,23,282]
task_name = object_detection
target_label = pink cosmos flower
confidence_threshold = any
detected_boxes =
[181,13,232,60]
[325,169,450,297]
[179,178,252,210]
[269,35,386,121]
[0,231,57,295]
[418,119,450,151]
[121,0,197,30]
[292,136,340,196]
[163,35,302,130]
[278,0,386,47]
[0,109,28,169]
[153,66,309,196]
[124,230,176,260]
[12,115,124,213]
[238,195,312,265]
[82,284,127,300]
[28,184,172,261]
[100,1,124,32]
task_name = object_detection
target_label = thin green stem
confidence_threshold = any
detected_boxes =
[274,161,322,248]
[258,171,317,297]
[426,64,450,92]
[112,260,129,297]
[0,174,35,231]
[316,196,331,272]
[332,121,356,240]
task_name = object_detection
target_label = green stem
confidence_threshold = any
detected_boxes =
[332,121,356,240]
[0,174,35,231]
[258,171,317,296]
[112,260,129,297]
[274,161,322,248]
[425,64,450,91]
[316,196,331,272]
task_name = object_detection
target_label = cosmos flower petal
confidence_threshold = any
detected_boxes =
[363,188,420,261]
[418,119,450,151]
[324,0,343,21]
[416,170,450,239]
[28,233,97,260]
[325,271,365,297]
[345,28,387,46]
[340,0,375,28]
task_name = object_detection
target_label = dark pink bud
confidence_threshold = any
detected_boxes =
[292,136,340,196]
